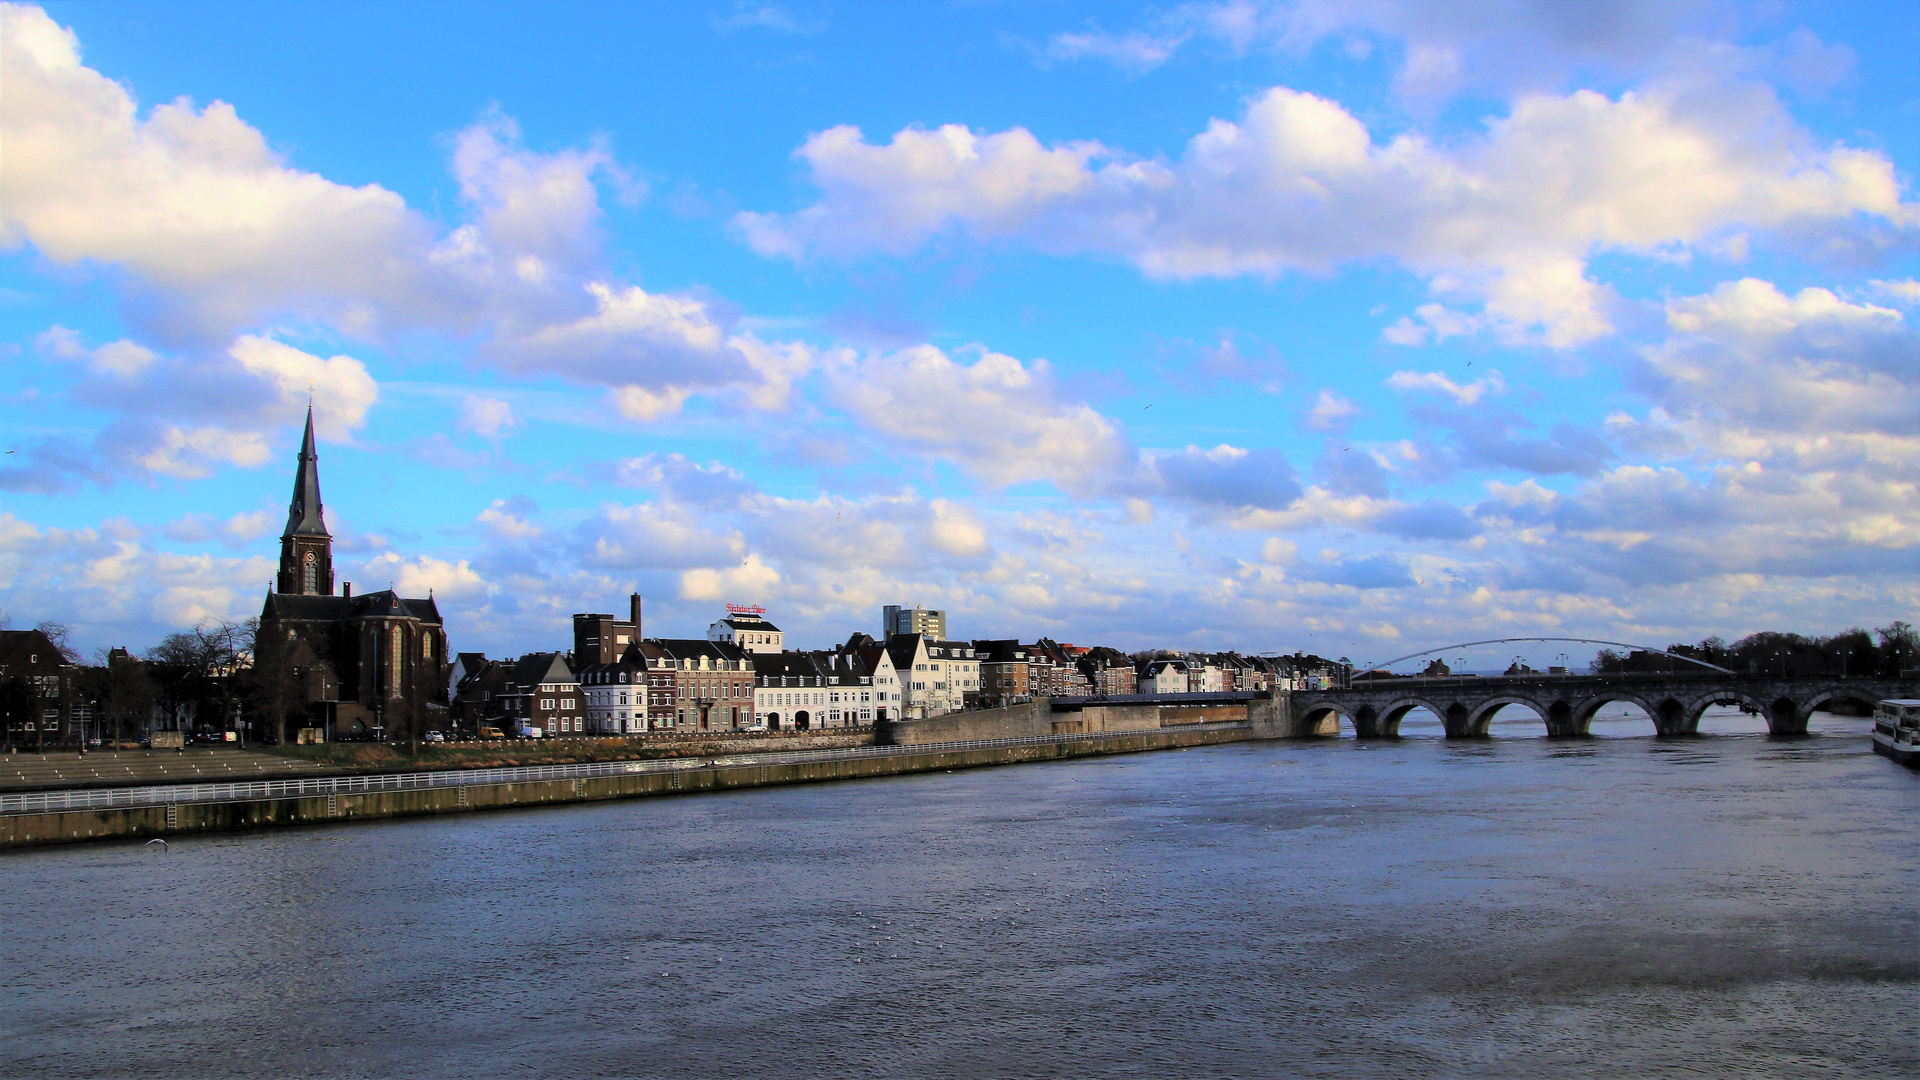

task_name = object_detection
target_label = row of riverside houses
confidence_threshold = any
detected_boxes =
[443,595,1352,738]
[7,413,1352,748]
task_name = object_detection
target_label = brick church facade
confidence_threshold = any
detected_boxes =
[255,408,450,742]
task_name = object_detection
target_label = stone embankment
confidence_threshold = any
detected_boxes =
[0,723,1254,849]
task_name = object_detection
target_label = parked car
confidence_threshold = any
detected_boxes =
[424,730,445,743]
[478,726,505,739]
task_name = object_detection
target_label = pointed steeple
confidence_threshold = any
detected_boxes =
[283,405,329,538]
[276,406,335,595]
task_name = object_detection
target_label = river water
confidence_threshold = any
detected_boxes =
[3,708,1914,1079]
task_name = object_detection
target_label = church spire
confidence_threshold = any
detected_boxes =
[276,406,334,594]
[284,405,329,539]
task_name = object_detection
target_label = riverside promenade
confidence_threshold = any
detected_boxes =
[0,720,1258,848]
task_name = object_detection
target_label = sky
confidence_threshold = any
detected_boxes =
[1,0,1916,667]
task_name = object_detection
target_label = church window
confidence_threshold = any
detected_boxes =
[391,631,405,694]
[302,552,317,593]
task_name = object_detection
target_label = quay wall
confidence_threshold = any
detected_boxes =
[878,692,1305,745]
[1,725,1256,850]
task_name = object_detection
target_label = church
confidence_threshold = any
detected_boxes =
[255,408,449,743]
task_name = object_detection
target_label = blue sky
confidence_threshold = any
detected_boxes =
[2,0,1916,666]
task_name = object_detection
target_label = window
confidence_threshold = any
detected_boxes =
[302,551,317,593]
[561,698,575,709]
[541,698,555,710]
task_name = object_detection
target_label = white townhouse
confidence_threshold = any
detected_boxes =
[578,646,652,734]
[1141,658,1191,695]
[708,605,784,654]
[752,650,876,730]
[846,635,904,722]
[884,634,979,718]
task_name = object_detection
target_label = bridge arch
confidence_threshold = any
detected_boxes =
[1571,692,1665,736]
[1292,699,1357,737]
[1457,694,1558,738]
[1802,687,1880,722]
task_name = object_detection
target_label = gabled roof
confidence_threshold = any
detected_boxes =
[651,638,749,663]
[750,651,818,678]
[283,405,330,539]
[716,614,782,633]
[971,639,1029,663]
[260,589,442,625]
[884,632,926,671]
[577,644,652,679]
[509,651,575,689]
[0,628,70,668]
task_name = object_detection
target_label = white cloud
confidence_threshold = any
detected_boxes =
[227,335,378,439]
[926,499,990,558]
[680,554,780,603]
[356,552,489,601]
[459,395,518,437]
[1304,389,1358,431]
[1387,369,1506,406]
[741,84,1913,347]
[0,3,450,341]
[18,327,378,487]
[826,345,1135,494]
[0,5,802,434]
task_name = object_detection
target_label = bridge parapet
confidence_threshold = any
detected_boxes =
[1291,675,1914,738]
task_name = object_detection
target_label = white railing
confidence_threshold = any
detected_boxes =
[0,722,1249,815]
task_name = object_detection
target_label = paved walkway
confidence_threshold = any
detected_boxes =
[0,748,328,792]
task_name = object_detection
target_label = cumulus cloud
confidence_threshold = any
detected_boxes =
[16,327,378,487]
[355,552,489,601]
[459,395,518,437]
[826,345,1135,494]
[1644,278,1918,447]
[0,4,807,437]
[740,84,1913,346]
[0,4,454,341]
[1304,389,1358,432]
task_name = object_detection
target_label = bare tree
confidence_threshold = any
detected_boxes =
[35,621,81,664]
[246,620,306,746]
[146,620,248,744]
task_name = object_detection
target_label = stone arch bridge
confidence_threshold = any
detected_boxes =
[1289,674,1914,738]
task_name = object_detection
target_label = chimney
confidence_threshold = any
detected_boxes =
[630,593,643,639]
[343,582,352,598]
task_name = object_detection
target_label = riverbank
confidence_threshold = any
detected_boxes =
[0,730,876,793]
[0,724,1252,849]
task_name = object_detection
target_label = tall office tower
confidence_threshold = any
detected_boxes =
[882,604,947,640]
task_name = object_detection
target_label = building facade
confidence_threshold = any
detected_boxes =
[972,639,1032,707]
[573,595,644,667]
[883,604,947,640]
[493,652,586,736]
[708,605,783,653]
[0,628,75,749]
[651,638,754,730]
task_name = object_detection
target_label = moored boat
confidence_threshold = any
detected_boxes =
[1871,699,1920,767]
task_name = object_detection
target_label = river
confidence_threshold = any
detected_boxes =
[3,708,1913,1078]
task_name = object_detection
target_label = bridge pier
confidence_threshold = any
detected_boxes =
[1766,697,1809,737]
[1652,698,1695,737]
